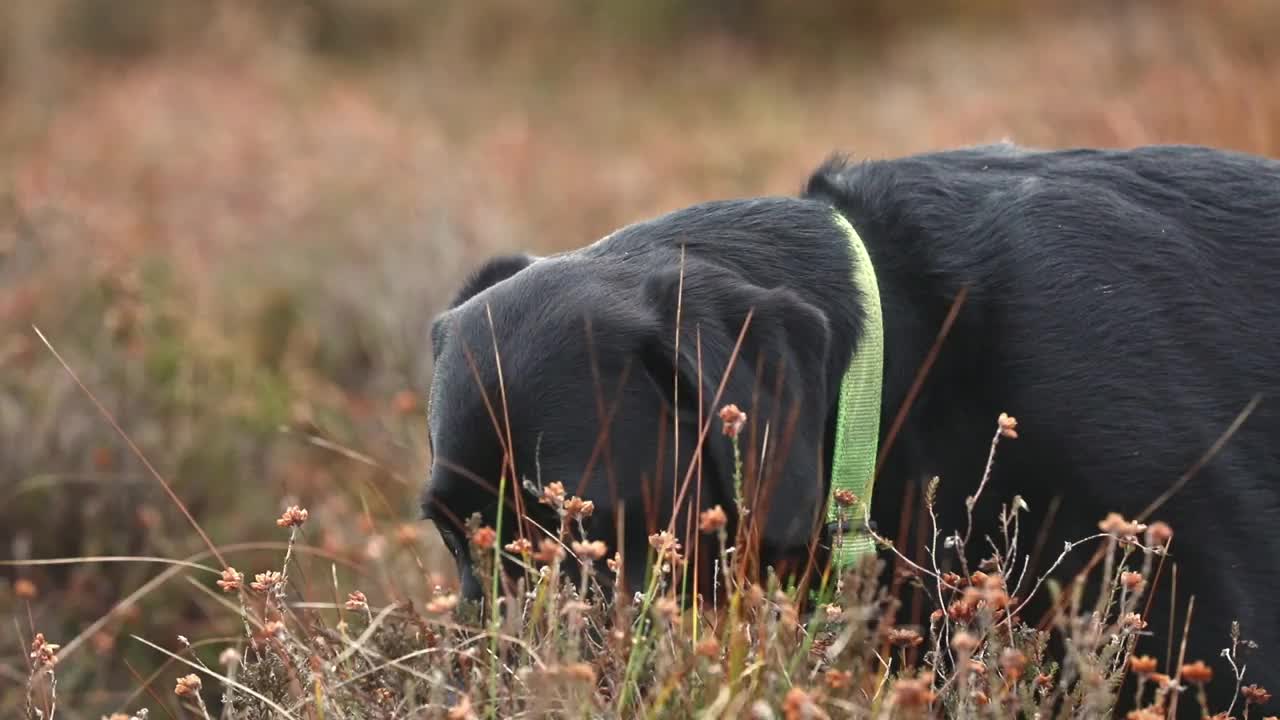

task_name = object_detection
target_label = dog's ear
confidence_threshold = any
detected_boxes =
[448,253,538,310]
[642,257,835,554]
[432,253,539,363]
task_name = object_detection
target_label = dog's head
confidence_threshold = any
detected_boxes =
[423,199,854,603]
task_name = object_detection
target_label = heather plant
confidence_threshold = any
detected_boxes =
[17,410,1272,719]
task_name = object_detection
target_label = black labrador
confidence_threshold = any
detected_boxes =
[423,143,1280,711]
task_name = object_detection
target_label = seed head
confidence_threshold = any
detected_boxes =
[470,526,496,550]
[345,591,368,611]
[1000,648,1028,678]
[276,505,309,528]
[1130,655,1159,675]
[219,647,241,666]
[505,538,533,556]
[249,571,283,594]
[892,676,937,708]
[888,627,923,648]
[653,597,681,622]
[571,540,608,561]
[951,631,979,654]
[562,662,596,684]
[719,404,747,438]
[824,604,843,622]
[174,673,202,697]
[1036,673,1055,690]
[563,496,595,520]
[1098,512,1148,538]
[998,412,1019,438]
[833,489,858,508]
[699,505,728,533]
[532,538,565,564]
[648,530,684,565]
[15,578,37,600]
[825,668,853,689]
[1180,660,1214,685]
[1146,521,1174,547]
[216,567,244,592]
[1122,613,1148,631]
[973,690,991,706]
[1121,571,1146,592]
[29,633,59,668]
[607,551,622,573]
[696,637,721,660]
[1242,684,1272,705]
[781,687,818,720]
[539,481,566,508]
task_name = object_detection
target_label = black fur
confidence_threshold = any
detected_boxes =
[423,143,1280,713]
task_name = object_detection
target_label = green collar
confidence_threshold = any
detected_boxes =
[825,211,884,571]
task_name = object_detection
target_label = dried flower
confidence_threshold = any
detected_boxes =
[571,540,608,561]
[345,591,368,611]
[696,637,722,659]
[276,505,308,528]
[607,552,622,573]
[174,673,202,697]
[648,530,684,566]
[1130,655,1159,675]
[470,526,496,550]
[824,604,843,622]
[825,668,853,689]
[942,572,964,589]
[1150,672,1172,689]
[1001,648,1028,678]
[15,578,38,600]
[719,404,747,438]
[539,481,566,508]
[426,593,459,614]
[216,567,244,592]
[951,631,979,654]
[653,597,681,622]
[448,693,478,720]
[967,659,987,675]
[1122,613,1148,631]
[1180,660,1214,685]
[893,676,937,707]
[1242,684,1272,705]
[219,647,241,667]
[699,505,728,533]
[1036,673,1055,690]
[249,571,283,594]
[1121,571,1146,592]
[1098,512,1148,538]
[563,662,596,684]
[563,496,595,520]
[998,412,1019,438]
[782,687,819,720]
[505,538,533,556]
[888,627,924,648]
[29,633,59,668]
[973,690,991,706]
[1146,521,1174,547]
[532,538,565,564]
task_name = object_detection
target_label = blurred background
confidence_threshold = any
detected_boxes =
[2,0,1278,714]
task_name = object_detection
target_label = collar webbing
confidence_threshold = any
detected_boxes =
[825,211,884,572]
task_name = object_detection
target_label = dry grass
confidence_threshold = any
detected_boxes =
[3,1,1280,717]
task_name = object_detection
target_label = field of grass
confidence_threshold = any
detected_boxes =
[3,1,1280,717]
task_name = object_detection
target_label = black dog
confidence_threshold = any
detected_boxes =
[423,143,1280,712]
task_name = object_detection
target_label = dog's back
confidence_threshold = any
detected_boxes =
[808,143,1280,712]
